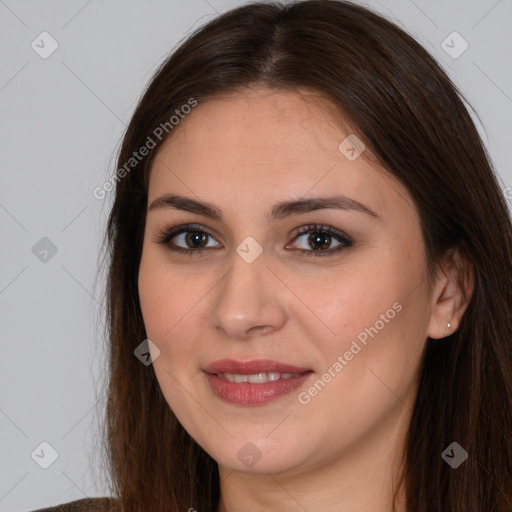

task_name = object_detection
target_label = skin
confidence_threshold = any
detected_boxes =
[137,87,472,512]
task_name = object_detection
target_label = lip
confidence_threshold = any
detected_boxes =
[202,359,313,406]
[202,359,312,375]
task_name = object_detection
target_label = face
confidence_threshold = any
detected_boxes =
[138,87,434,477]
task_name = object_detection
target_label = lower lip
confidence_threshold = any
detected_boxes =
[204,372,313,406]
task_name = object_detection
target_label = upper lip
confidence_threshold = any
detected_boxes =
[203,359,312,375]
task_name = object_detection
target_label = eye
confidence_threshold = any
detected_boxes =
[288,224,353,257]
[155,224,221,256]
[155,223,353,257]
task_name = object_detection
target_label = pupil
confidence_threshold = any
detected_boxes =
[309,233,330,250]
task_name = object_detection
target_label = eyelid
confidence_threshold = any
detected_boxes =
[287,224,353,257]
[154,223,223,251]
[155,222,353,256]
[291,224,352,244]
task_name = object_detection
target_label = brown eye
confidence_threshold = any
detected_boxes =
[156,224,221,256]
[183,231,209,248]
[290,224,353,257]
[156,223,353,258]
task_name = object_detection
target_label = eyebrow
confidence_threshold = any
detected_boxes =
[148,193,380,221]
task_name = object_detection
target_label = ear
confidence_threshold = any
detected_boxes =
[427,247,474,339]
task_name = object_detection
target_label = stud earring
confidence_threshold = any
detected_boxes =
[445,322,451,334]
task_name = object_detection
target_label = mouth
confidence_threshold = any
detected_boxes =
[202,359,314,406]
[214,371,305,383]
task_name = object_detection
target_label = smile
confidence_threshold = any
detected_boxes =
[216,372,303,383]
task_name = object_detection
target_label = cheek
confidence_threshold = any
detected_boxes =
[297,294,426,450]
[138,248,212,372]
[138,249,185,346]
[138,253,203,421]
[305,245,429,378]
[138,254,165,336]
[298,256,398,344]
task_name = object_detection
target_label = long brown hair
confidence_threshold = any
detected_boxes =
[94,1,512,510]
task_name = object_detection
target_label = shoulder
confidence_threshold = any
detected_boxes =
[31,497,120,512]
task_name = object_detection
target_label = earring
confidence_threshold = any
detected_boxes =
[445,322,451,334]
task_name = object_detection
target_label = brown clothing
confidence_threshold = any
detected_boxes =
[31,497,120,512]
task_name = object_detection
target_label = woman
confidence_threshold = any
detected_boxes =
[34,0,512,511]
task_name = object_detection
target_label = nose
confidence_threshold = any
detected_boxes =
[211,249,287,340]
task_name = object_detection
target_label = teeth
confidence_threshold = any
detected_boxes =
[220,372,302,383]
[248,373,267,383]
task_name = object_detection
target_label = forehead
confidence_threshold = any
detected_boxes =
[148,87,413,222]
[155,87,356,170]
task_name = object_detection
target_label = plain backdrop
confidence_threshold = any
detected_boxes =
[0,0,511,510]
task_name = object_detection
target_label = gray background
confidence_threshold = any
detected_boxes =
[1,0,511,510]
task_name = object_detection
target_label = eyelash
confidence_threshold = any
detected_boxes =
[155,223,353,258]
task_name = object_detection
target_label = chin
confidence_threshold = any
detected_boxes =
[205,436,312,476]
